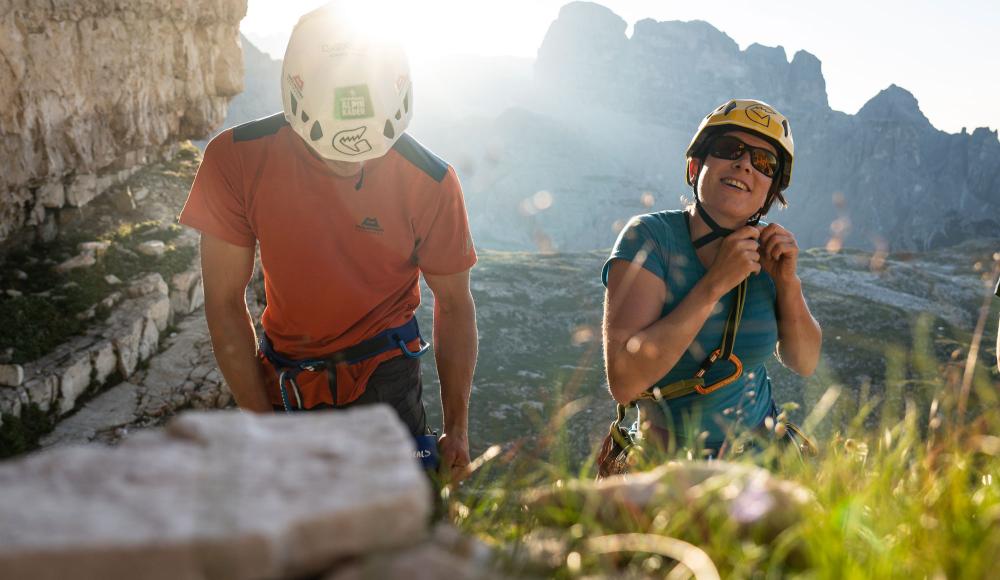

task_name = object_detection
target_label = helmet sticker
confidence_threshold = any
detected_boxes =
[335,85,374,120]
[333,126,372,156]
[287,74,305,99]
[395,75,410,94]
[746,105,776,127]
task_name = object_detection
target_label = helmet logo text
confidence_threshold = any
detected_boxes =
[746,105,775,127]
[333,126,372,156]
[335,85,374,120]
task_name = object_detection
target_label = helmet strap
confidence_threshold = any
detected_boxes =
[690,178,763,249]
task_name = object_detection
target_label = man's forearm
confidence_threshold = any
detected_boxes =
[204,298,273,413]
[433,295,477,434]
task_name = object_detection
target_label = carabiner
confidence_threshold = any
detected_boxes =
[395,335,430,359]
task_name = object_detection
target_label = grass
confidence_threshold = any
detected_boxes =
[445,288,1000,579]
[0,404,55,460]
[0,221,195,364]
[0,141,201,365]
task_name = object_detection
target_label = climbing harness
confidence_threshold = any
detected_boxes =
[259,316,430,413]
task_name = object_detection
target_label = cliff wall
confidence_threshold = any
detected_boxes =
[0,0,247,245]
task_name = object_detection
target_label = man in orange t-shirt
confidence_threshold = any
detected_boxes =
[178,5,478,475]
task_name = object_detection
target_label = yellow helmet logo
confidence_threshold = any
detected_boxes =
[746,105,775,127]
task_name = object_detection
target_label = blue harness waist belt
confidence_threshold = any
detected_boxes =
[259,316,430,413]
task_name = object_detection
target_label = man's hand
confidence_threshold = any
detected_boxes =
[758,222,800,286]
[423,269,477,483]
[438,430,471,483]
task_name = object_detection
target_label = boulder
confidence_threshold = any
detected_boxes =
[0,407,432,579]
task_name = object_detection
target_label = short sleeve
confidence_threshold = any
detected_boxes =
[177,133,256,247]
[602,215,668,286]
[412,166,477,275]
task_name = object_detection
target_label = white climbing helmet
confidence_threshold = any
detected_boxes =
[281,3,413,162]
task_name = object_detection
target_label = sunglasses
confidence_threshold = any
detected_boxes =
[708,135,779,178]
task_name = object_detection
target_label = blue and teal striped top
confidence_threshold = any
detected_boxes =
[602,210,779,445]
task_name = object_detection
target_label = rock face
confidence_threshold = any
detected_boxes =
[0,407,432,580]
[0,0,247,244]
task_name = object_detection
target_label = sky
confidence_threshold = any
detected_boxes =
[240,0,1000,135]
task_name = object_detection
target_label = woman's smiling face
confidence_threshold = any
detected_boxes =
[694,130,776,225]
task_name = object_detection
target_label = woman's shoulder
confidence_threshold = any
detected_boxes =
[627,209,687,239]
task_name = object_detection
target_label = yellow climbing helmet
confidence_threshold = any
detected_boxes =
[685,99,795,199]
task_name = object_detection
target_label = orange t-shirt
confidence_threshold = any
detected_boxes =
[179,113,476,408]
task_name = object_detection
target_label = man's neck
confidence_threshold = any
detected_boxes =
[323,159,365,177]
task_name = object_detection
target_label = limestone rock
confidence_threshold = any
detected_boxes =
[0,364,24,387]
[36,182,66,208]
[326,542,496,580]
[66,174,98,208]
[41,382,140,448]
[128,273,169,298]
[77,241,111,256]
[54,252,97,273]
[89,341,118,386]
[0,0,247,243]
[0,407,432,579]
[57,353,94,416]
[107,304,146,377]
[170,268,203,315]
[136,240,167,257]
[137,315,162,362]
[0,388,22,420]
[22,375,58,412]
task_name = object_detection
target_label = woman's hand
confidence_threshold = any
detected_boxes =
[758,223,800,286]
[704,225,762,297]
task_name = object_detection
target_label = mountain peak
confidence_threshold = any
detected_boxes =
[857,84,932,127]
[553,1,627,35]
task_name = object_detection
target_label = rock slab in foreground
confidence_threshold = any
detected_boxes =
[0,406,432,580]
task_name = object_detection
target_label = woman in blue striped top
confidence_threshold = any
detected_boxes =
[602,99,822,458]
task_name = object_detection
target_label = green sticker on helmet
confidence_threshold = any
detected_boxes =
[335,85,374,120]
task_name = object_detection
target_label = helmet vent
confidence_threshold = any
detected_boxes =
[395,110,401,121]
[309,120,323,141]
[782,119,789,137]
[723,101,738,116]
[301,110,310,123]
[383,120,395,139]
[403,91,410,114]
[290,94,298,116]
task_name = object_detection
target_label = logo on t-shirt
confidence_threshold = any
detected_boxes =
[356,217,384,234]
